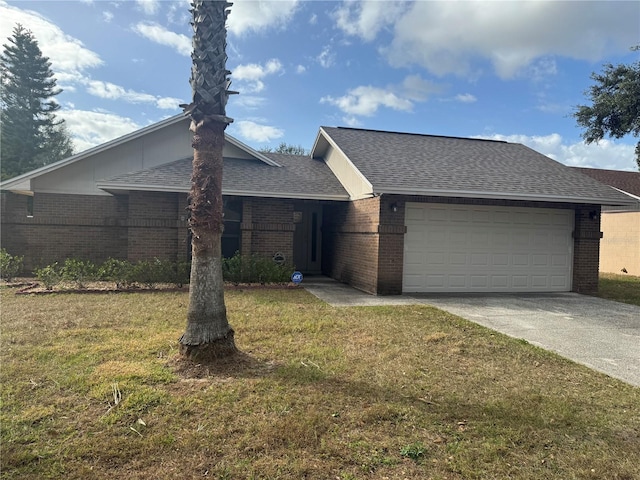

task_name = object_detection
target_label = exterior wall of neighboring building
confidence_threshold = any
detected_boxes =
[599,211,640,276]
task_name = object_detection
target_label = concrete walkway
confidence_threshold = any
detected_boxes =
[303,277,640,387]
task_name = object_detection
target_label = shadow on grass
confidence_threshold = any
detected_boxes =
[168,349,279,380]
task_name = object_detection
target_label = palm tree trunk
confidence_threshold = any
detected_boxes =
[179,121,236,360]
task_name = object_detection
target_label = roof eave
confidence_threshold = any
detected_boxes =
[377,187,639,206]
[96,183,349,201]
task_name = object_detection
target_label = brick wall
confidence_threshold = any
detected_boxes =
[1,192,128,271]
[572,205,602,294]
[127,191,187,261]
[242,198,295,263]
[338,195,600,295]
[322,196,381,294]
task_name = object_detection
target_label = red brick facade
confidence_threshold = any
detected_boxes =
[0,191,298,272]
[1,191,601,294]
[323,194,601,295]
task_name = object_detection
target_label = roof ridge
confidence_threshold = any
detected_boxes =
[326,126,508,144]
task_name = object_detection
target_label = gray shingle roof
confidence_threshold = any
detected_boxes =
[99,153,349,200]
[321,127,633,204]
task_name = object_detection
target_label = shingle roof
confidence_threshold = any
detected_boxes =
[98,153,349,200]
[320,127,634,205]
[572,167,640,197]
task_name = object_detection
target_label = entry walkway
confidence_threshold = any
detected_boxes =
[303,277,640,387]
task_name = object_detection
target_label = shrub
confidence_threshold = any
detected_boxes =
[35,263,61,290]
[60,258,97,289]
[130,259,175,288]
[222,253,291,284]
[171,261,191,288]
[98,258,134,289]
[0,249,24,282]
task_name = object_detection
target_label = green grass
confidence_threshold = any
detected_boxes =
[1,287,639,479]
[597,273,640,306]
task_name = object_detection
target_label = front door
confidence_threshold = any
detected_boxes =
[293,203,322,274]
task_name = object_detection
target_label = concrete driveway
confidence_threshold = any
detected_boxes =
[410,293,640,387]
[303,278,640,387]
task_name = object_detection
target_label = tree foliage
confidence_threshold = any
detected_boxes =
[573,48,640,170]
[259,142,308,155]
[0,24,74,180]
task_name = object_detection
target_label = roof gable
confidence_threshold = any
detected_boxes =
[0,114,279,195]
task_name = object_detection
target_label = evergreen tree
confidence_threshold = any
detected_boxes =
[1,24,74,180]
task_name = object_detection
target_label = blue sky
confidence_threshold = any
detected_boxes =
[1,0,639,170]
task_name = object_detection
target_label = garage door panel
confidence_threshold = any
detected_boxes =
[403,203,573,293]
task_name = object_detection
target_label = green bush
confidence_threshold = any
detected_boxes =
[35,263,61,290]
[222,253,291,284]
[0,249,24,282]
[170,261,191,288]
[98,258,134,289]
[130,259,174,288]
[60,258,97,288]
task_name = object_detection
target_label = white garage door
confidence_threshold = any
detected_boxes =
[403,203,574,293]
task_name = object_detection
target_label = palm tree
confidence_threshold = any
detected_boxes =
[179,0,237,360]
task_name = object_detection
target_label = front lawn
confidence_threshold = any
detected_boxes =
[597,273,640,306]
[1,288,638,479]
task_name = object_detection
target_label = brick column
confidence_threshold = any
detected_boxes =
[572,205,602,294]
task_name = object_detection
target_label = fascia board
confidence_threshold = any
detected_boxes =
[96,183,350,201]
[376,186,639,206]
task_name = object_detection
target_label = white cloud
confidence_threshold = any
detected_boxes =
[0,1,103,77]
[477,133,637,171]
[233,95,267,110]
[232,59,282,93]
[86,80,182,110]
[334,0,409,42]
[103,11,114,23]
[455,93,477,103]
[58,109,141,153]
[321,74,445,121]
[136,0,160,16]
[296,64,307,74]
[235,120,284,143]
[317,45,336,68]
[334,1,639,79]
[321,85,413,117]
[132,22,191,56]
[227,0,299,36]
[401,74,444,101]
